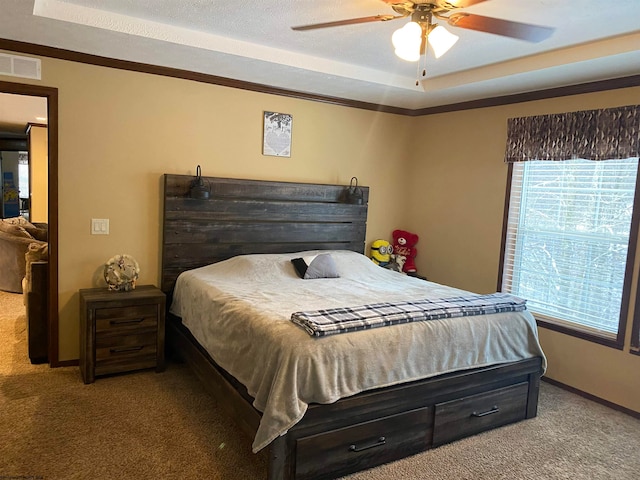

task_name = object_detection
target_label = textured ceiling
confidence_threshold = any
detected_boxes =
[0,0,639,110]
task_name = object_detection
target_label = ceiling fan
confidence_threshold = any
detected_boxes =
[292,0,555,76]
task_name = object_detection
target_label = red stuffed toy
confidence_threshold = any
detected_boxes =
[392,229,419,274]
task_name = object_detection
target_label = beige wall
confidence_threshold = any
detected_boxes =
[2,49,639,415]
[405,86,640,413]
[28,124,48,223]
[1,52,414,361]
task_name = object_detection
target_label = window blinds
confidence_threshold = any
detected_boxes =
[502,159,639,335]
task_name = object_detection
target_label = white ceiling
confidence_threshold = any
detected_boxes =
[0,0,639,111]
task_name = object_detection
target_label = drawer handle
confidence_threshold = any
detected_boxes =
[110,346,144,354]
[471,405,500,418]
[110,318,144,326]
[349,436,386,453]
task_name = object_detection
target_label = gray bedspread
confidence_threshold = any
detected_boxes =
[170,250,546,453]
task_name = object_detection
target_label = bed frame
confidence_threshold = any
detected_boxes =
[161,174,543,480]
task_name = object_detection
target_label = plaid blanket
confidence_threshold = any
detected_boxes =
[291,292,527,337]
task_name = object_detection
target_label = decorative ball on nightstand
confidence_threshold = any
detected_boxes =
[104,254,140,291]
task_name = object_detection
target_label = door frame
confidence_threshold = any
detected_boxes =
[0,80,60,366]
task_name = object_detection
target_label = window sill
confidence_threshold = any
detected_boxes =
[535,317,624,350]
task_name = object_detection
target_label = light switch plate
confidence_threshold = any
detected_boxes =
[91,218,109,235]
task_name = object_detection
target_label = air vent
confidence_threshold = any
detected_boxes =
[0,53,41,80]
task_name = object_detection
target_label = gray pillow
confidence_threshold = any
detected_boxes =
[291,254,340,279]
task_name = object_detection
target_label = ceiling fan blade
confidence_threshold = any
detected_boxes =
[291,15,402,31]
[443,0,489,7]
[447,13,554,42]
[379,0,488,7]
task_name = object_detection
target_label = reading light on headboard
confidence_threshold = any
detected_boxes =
[345,177,364,205]
[189,165,211,199]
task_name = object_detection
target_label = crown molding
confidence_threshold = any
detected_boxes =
[1,38,639,117]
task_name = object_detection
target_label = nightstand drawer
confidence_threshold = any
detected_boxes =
[95,331,157,356]
[95,332,158,375]
[432,382,528,446]
[95,304,158,334]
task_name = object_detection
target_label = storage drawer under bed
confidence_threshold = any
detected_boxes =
[432,382,529,446]
[295,406,432,480]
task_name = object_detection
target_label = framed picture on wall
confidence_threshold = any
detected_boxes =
[263,111,292,157]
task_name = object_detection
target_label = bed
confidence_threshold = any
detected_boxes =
[161,174,545,480]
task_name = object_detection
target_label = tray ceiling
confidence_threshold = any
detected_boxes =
[0,0,639,110]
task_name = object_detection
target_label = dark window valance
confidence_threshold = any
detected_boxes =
[504,105,640,162]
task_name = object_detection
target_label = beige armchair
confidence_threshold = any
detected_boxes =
[0,223,46,293]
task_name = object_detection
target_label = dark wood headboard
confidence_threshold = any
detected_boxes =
[161,175,369,295]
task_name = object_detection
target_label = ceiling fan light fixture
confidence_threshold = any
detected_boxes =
[392,21,422,62]
[427,25,459,58]
[394,45,421,62]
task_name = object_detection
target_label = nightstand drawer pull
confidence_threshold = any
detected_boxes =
[110,346,144,354]
[349,436,386,453]
[110,318,144,326]
[471,406,499,418]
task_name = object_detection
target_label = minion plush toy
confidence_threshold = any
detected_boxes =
[370,239,393,267]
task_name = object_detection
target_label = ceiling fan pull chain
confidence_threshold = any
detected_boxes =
[416,36,428,86]
[416,51,427,85]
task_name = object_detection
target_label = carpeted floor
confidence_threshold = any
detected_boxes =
[1,290,639,479]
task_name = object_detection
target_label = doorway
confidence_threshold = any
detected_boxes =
[0,80,59,366]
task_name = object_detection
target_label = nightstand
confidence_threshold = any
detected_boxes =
[79,285,166,384]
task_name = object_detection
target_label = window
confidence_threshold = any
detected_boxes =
[501,158,640,348]
[18,151,29,199]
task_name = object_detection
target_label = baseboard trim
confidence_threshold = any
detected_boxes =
[542,377,640,419]
[54,359,79,368]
